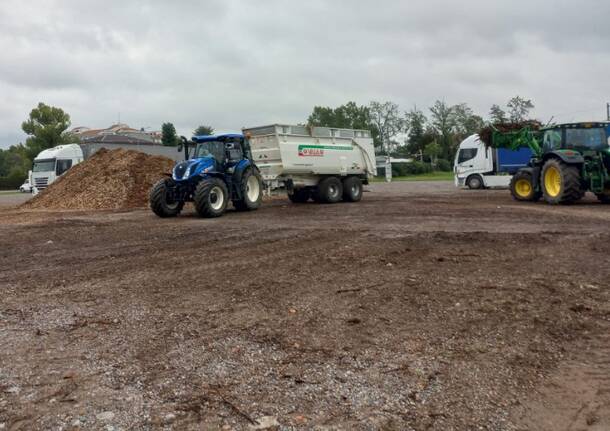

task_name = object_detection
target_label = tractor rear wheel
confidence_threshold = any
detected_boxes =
[233,168,263,211]
[314,177,343,204]
[288,188,310,203]
[149,178,184,218]
[541,159,583,204]
[510,171,541,202]
[342,176,363,202]
[194,178,229,218]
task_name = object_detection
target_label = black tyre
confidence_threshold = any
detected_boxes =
[149,178,184,218]
[288,188,310,203]
[466,174,484,190]
[541,159,583,205]
[233,168,263,211]
[194,178,229,218]
[314,177,343,204]
[509,171,541,202]
[342,177,363,202]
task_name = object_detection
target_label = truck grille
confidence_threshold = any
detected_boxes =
[34,177,49,189]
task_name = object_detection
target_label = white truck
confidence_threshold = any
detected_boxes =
[30,142,184,195]
[244,124,377,203]
[31,144,83,195]
[454,134,533,189]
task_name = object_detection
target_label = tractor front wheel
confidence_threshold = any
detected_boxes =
[194,178,229,218]
[541,159,583,205]
[150,178,184,218]
[510,171,540,202]
[233,168,263,211]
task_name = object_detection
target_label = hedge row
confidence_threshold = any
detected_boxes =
[0,176,25,190]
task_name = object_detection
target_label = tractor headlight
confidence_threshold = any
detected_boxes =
[183,165,192,178]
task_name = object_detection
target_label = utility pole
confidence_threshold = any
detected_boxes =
[607,102,609,121]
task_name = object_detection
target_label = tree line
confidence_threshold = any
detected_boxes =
[307,96,536,169]
[1,98,534,189]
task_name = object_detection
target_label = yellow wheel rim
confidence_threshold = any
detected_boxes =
[515,179,532,197]
[544,166,561,197]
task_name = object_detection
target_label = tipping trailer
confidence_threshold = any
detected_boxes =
[244,124,377,203]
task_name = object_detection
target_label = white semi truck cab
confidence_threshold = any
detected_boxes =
[454,134,532,189]
[31,144,84,195]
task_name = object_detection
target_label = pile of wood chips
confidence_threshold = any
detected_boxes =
[23,148,174,210]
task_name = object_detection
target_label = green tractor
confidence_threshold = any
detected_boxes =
[493,122,610,204]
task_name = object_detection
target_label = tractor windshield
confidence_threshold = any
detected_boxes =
[194,141,225,162]
[565,128,607,150]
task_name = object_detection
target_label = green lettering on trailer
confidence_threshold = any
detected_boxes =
[298,145,353,151]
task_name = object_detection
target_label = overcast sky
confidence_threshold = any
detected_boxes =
[1,0,609,148]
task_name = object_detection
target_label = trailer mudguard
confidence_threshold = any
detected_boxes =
[545,150,585,164]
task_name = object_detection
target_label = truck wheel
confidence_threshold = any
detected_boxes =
[509,171,541,202]
[233,168,263,211]
[288,188,310,203]
[342,177,363,202]
[194,178,228,217]
[541,159,583,204]
[150,178,184,218]
[466,175,484,190]
[314,177,343,204]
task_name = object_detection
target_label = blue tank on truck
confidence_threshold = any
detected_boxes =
[496,147,533,174]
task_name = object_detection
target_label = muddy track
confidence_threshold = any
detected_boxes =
[1,182,609,430]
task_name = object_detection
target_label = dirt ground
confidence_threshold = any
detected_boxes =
[1,182,609,431]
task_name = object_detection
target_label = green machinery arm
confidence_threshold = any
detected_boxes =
[487,126,543,158]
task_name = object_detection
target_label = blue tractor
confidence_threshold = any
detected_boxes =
[150,134,263,218]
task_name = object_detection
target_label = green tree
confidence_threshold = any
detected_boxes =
[489,104,507,124]
[429,100,456,160]
[424,141,441,167]
[369,101,404,154]
[307,101,380,146]
[21,102,76,160]
[506,96,534,123]
[161,122,179,146]
[404,106,427,155]
[453,103,484,140]
[193,125,214,136]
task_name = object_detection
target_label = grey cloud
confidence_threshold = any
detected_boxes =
[1,0,610,148]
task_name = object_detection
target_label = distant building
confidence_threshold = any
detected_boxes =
[70,124,162,144]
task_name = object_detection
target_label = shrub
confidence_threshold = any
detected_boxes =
[436,159,452,172]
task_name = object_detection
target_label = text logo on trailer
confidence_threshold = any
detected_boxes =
[298,145,324,157]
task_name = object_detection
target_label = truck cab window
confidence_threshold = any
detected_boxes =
[56,159,73,176]
[458,148,477,164]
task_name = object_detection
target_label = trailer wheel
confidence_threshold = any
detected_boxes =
[314,177,343,204]
[541,159,583,205]
[150,178,184,218]
[466,174,484,190]
[233,168,263,211]
[288,188,310,203]
[342,177,363,202]
[194,178,229,217]
[509,171,541,202]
